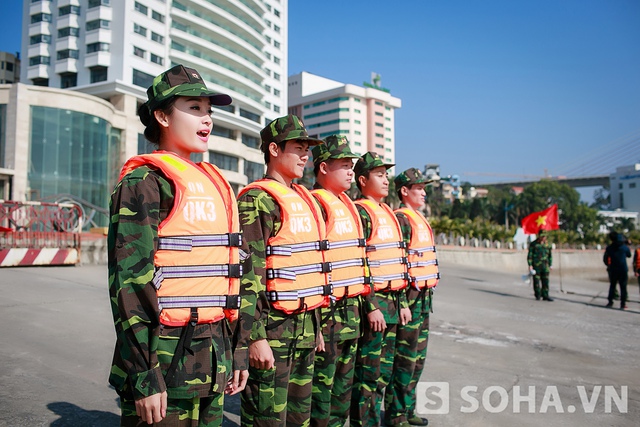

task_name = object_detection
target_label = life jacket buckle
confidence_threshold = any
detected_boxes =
[228,232,242,247]
[226,295,242,309]
[228,264,242,278]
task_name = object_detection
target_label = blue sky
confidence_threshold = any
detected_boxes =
[2,1,639,187]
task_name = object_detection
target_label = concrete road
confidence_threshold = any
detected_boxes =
[0,262,638,426]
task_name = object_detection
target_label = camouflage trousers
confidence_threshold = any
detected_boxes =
[120,394,224,426]
[310,336,358,427]
[350,322,398,427]
[241,345,315,427]
[532,272,550,298]
[384,313,430,424]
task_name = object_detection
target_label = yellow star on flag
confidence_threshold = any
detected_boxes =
[535,215,547,227]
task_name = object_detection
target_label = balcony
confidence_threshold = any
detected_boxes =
[27,64,49,81]
[86,5,112,22]
[84,51,111,68]
[28,21,51,37]
[85,29,112,45]
[55,37,79,52]
[29,1,52,16]
[55,58,78,74]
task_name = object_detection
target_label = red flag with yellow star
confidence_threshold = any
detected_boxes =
[521,204,559,234]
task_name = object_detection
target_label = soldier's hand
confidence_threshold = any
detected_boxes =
[367,309,386,332]
[316,333,326,353]
[135,391,167,424]
[226,369,249,395]
[249,339,275,370]
[400,307,412,326]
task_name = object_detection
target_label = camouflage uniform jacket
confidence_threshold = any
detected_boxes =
[395,203,432,315]
[356,200,409,324]
[108,166,255,400]
[527,239,552,274]
[237,176,317,348]
[312,183,366,341]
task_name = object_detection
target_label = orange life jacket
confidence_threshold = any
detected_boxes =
[395,207,440,289]
[635,248,640,270]
[311,189,371,300]
[119,151,241,326]
[355,199,409,292]
[239,179,330,314]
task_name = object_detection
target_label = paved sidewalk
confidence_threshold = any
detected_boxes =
[0,262,637,426]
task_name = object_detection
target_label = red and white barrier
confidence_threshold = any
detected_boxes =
[0,248,79,267]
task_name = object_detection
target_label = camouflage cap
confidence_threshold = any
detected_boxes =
[260,114,323,152]
[312,135,360,168]
[145,64,232,111]
[354,151,395,178]
[394,167,427,188]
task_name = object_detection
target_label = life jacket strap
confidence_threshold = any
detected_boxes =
[372,272,410,284]
[267,262,332,281]
[408,259,439,269]
[267,284,333,301]
[154,264,242,289]
[330,258,366,270]
[266,239,329,256]
[366,241,406,252]
[368,257,408,267]
[331,276,372,288]
[408,245,436,256]
[412,273,440,282]
[159,294,242,310]
[158,233,242,251]
[328,238,366,250]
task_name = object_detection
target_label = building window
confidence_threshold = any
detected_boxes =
[354,98,361,103]
[29,56,50,66]
[58,27,80,38]
[151,10,165,23]
[385,127,391,131]
[6,63,13,72]
[375,122,383,127]
[133,46,146,58]
[32,78,49,86]
[274,9,280,17]
[375,112,383,116]
[354,141,362,146]
[150,53,163,65]
[274,40,281,48]
[90,66,108,83]
[274,105,280,113]
[242,134,260,149]
[134,23,147,36]
[31,13,52,23]
[240,108,260,123]
[354,131,361,135]
[212,125,234,139]
[264,101,271,109]
[375,101,383,106]
[151,32,164,43]
[274,25,280,33]
[209,151,238,172]
[86,19,110,31]
[375,143,384,149]
[87,42,110,53]
[134,1,148,15]
[60,73,77,88]
[88,0,111,8]
[274,89,280,96]
[57,49,79,60]
[30,34,51,45]
[630,183,637,189]
[245,160,264,183]
[274,57,280,65]
[354,109,361,113]
[385,106,391,111]
[375,133,383,138]
[273,73,280,80]
[132,68,154,88]
[354,120,361,124]
[59,5,81,16]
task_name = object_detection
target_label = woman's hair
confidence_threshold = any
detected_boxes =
[137,97,178,145]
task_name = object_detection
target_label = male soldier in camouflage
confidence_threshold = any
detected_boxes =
[108,64,256,426]
[350,152,411,427]
[527,231,554,301]
[237,114,326,427]
[385,168,438,427]
[309,135,371,427]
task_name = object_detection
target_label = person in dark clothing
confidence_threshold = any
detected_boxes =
[603,232,631,309]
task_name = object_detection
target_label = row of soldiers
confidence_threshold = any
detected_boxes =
[108,64,439,427]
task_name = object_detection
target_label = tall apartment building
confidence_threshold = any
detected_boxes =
[0,52,21,84]
[6,0,287,224]
[288,71,401,165]
[610,163,640,212]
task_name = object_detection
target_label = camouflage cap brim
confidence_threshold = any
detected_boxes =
[148,84,232,110]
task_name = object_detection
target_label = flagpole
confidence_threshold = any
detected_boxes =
[558,243,564,293]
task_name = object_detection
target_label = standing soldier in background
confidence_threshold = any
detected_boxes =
[350,152,411,427]
[527,231,554,301]
[108,64,252,426]
[237,114,330,426]
[604,231,631,310]
[385,168,439,427]
[309,136,371,427]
